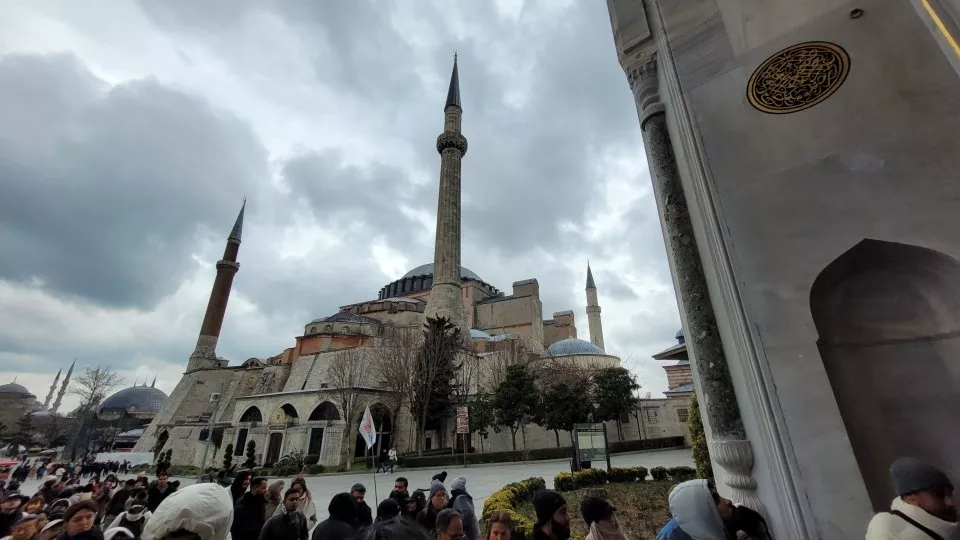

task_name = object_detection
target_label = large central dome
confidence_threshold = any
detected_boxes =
[402,263,481,281]
[98,386,168,417]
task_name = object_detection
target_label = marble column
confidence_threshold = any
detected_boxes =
[629,55,765,516]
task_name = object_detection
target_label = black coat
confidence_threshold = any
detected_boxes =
[259,511,307,540]
[311,518,355,540]
[232,493,267,540]
[146,482,177,512]
[106,489,132,517]
[355,500,373,529]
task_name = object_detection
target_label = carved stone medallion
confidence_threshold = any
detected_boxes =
[747,41,850,114]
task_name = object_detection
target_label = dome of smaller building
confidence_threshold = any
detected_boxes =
[98,386,168,416]
[309,312,382,325]
[675,328,685,344]
[0,382,33,396]
[547,338,605,356]
[402,263,481,281]
[469,329,491,340]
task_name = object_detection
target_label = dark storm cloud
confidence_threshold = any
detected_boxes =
[0,53,269,308]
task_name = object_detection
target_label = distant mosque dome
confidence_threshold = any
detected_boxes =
[547,338,605,357]
[675,328,685,344]
[0,382,33,396]
[98,385,168,417]
[402,263,482,281]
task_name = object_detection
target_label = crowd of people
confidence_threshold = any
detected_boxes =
[0,455,953,540]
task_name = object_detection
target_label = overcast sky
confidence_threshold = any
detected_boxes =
[0,0,681,412]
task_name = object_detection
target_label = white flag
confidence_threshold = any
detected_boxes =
[358,405,377,450]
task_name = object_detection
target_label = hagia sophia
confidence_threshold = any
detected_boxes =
[4,57,691,465]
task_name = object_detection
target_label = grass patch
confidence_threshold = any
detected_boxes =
[515,481,677,540]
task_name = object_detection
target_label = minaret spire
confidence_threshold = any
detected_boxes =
[151,375,157,388]
[423,55,469,334]
[43,367,62,410]
[51,359,74,414]
[188,201,245,372]
[585,263,605,352]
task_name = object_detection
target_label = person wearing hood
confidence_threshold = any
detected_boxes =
[656,479,751,540]
[418,481,449,533]
[229,472,252,504]
[0,492,24,538]
[311,493,356,540]
[140,483,234,540]
[146,473,176,513]
[104,480,136,530]
[351,484,373,530]
[580,496,627,540]
[62,501,104,540]
[532,490,570,540]
[447,477,480,540]
[867,457,958,540]
[105,501,151,538]
[231,477,268,540]
[263,481,285,519]
[375,499,400,523]
[259,489,307,540]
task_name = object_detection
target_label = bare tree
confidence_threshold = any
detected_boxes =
[480,334,543,392]
[327,348,369,469]
[411,317,463,455]
[369,326,421,444]
[70,365,123,411]
[39,416,71,447]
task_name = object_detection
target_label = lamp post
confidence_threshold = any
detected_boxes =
[197,391,222,481]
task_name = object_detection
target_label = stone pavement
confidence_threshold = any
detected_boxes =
[18,448,692,522]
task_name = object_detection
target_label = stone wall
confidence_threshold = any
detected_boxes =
[543,310,577,347]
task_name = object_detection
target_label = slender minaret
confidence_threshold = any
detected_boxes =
[51,359,74,413]
[43,367,62,410]
[151,375,157,388]
[423,54,468,334]
[187,201,245,372]
[586,263,605,351]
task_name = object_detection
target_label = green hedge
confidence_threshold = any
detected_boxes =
[480,477,546,538]
[304,454,320,465]
[553,464,693,492]
[306,464,325,474]
[609,436,684,454]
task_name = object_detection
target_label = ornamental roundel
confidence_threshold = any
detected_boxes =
[747,41,850,114]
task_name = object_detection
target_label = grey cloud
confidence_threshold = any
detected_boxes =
[0,52,269,308]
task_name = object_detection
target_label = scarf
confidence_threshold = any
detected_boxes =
[588,520,628,540]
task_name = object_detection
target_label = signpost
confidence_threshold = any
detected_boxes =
[358,406,379,500]
[456,406,469,466]
[572,422,611,472]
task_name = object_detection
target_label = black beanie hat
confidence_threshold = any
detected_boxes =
[890,457,953,496]
[533,490,567,525]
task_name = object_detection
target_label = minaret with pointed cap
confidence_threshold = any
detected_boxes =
[43,367,62,410]
[51,359,74,414]
[188,201,245,372]
[423,54,469,334]
[151,375,157,388]
[586,263,605,351]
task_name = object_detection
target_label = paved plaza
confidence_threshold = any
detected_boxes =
[18,448,692,522]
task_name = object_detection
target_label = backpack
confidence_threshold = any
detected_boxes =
[119,515,146,538]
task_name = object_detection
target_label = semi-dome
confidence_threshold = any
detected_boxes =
[547,338,605,357]
[469,329,492,339]
[0,382,33,396]
[402,263,481,281]
[98,385,168,416]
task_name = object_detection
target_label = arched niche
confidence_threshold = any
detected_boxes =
[308,401,340,422]
[239,406,263,423]
[811,238,960,510]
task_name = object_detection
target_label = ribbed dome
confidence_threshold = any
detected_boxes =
[402,263,481,281]
[98,386,168,415]
[547,338,605,357]
[0,382,32,396]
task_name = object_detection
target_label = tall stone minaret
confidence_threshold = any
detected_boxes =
[43,367,62,410]
[586,263,605,351]
[423,55,468,334]
[187,201,245,372]
[51,359,74,414]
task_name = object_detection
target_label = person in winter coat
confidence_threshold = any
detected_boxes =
[867,457,958,540]
[418,481,449,533]
[232,477,268,540]
[404,490,426,521]
[263,481,285,519]
[532,490,570,540]
[657,479,763,540]
[351,484,373,530]
[146,473,177,512]
[140,483,234,540]
[448,477,480,540]
[230,472,252,504]
[388,478,409,505]
[360,517,431,540]
[375,499,400,523]
[4,515,40,540]
[277,477,317,527]
[259,489,307,540]
[431,472,448,484]
[311,493,356,540]
[62,501,104,540]
[0,492,23,538]
[580,496,627,540]
[103,480,136,529]
[105,503,151,538]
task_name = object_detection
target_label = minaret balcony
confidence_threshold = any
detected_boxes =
[436,132,468,155]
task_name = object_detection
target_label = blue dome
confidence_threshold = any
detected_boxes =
[547,338,604,356]
[98,386,168,415]
[0,382,32,396]
[402,263,481,281]
[470,329,491,339]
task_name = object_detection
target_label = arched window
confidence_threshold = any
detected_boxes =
[308,401,340,422]
[309,326,317,334]
[240,406,263,423]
